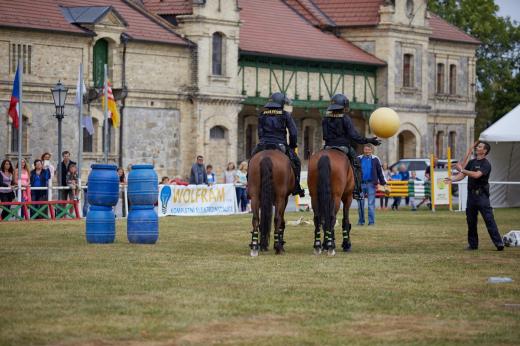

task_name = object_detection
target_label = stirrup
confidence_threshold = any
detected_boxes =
[353,191,363,200]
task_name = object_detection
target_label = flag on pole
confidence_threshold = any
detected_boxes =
[8,64,21,128]
[75,67,86,109]
[82,115,95,135]
[102,80,120,128]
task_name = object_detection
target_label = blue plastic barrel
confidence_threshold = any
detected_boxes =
[127,205,158,244]
[127,164,158,206]
[87,164,119,206]
[86,206,115,243]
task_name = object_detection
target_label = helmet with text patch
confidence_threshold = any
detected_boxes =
[327,94,349,111]
[264,92,291,109]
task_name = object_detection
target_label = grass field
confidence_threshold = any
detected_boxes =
[1,208,519,345]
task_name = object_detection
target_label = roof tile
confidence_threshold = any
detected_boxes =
[239,0,385,66]
[0,0,189,46]
[429,13,480,44]
[142,0,192,16]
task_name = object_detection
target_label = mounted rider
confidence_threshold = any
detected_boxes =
[322,93,381,200]
[250,92,305,197]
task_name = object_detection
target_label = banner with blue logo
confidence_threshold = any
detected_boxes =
[158,184,238,216]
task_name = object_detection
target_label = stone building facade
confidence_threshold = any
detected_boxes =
[1,0,479,182]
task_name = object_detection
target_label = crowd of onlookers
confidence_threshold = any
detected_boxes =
[159,155,251,212]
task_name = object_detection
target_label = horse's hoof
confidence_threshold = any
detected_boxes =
[250,249,259,257]
[328,248,336,256]
[342,242,351,252]
[313,247,322,255]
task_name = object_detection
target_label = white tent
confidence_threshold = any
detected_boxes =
[479,104,520,207]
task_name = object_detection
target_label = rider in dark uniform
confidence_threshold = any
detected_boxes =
[250,92,305,197]
[322,94,381,200]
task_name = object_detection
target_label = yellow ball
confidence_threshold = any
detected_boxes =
[369,107,400,138]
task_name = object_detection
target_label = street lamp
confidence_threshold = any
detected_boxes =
[50,81,68,192]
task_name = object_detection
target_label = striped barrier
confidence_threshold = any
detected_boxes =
[376,180,431,198]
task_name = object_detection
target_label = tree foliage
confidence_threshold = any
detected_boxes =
[428,0,520,135]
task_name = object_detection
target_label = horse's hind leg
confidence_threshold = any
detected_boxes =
[313,214,322,255]
[342,196,353,252]
[273,198,286,254]
[250,198,260,257]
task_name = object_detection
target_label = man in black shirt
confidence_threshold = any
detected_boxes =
[446,141,504,251]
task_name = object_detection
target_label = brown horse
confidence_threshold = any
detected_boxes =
[308,149,355,255]
[247,149,295,256]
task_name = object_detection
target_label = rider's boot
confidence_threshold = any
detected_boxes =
[289,149,305,197]
[348,150,363,201]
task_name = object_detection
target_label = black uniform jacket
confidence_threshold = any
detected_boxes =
[258,108,298,148]
[322,112,369,147]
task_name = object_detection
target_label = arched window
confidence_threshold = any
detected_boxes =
[210,125,226,139]
[303,126,313,160]
[245,124,257,159]
[212,32,223,75]
[436,63,445,94]
[10,116,28,153]
[102,119,115,154]
[448,131,456,155]
[436,131,445,158]
[403,54,414,88]
[93,39,108,87]
[83,118,98,153]
[449,64,457,95]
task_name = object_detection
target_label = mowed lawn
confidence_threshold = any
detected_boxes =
[1,208,519,346]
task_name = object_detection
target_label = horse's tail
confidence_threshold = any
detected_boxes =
[318,155,334,232]
[260,157,273,249]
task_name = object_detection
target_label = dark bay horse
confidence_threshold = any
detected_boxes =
[308,149,354,256]
[247,150,295,256]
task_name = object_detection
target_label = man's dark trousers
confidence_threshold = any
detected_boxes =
[466,191,503,249]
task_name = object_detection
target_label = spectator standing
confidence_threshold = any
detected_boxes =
[30,159,51,202]
[117,167,127,184]
[189,155,208,185]
[59,151,76,200]
[390,167,402,210]
[235,161,248,212]
[66,163,80,200]
[224,162,236,184]
[41,152,55,181]
[409,171,422,211]
[357,145,386,225]
[14,158,31,204]
[399,164,411,206]
[206,165,216,185]
[379,161,391,210]
[0,160,15,219]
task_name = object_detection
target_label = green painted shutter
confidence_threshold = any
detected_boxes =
[93,39,108,87]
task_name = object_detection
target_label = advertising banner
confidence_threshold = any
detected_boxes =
[158,184,238,216]
[433,171,450,205]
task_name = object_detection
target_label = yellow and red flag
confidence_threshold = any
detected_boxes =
[102,80,120,128]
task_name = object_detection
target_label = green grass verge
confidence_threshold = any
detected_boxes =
[1,208,519,345]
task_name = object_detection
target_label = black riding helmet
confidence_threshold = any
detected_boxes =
[264,92,291,109]
[327,94,349,111]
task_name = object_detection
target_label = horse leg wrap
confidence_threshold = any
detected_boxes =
[250,230,259,250]
[342,223,352,252]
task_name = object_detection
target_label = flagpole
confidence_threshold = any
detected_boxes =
[103,64,108,163]
[78,63,84,203]
[17,62,23,203]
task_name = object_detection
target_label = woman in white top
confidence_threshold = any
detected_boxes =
[234,161,248,212]
[224,162,236,184]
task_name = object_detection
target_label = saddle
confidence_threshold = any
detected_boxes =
[324,145,348,156]
[256,143,287,155]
